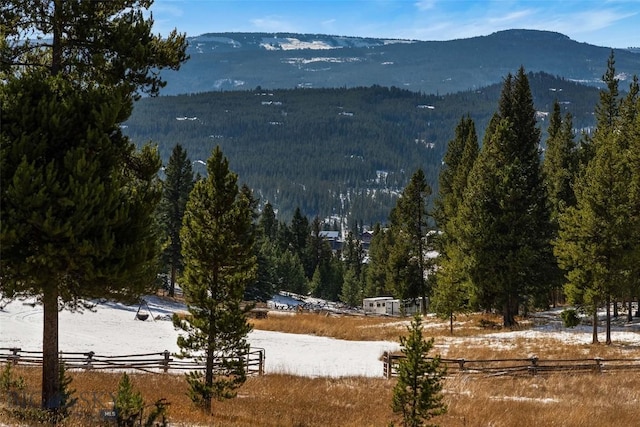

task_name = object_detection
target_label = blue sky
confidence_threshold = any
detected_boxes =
[150,0,640,48]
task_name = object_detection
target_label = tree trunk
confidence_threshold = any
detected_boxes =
[204,342,214,414]
[592,309,599,344]
[169,264,176,298]
[42,285,60,410]
[628,300,633,322]
[449,312,453,335]
[502,297,516,328]
[605,295,612,345]
[421,295,428,316]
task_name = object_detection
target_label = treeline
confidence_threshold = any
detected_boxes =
[159,55,639,346]
[126,72,601,224]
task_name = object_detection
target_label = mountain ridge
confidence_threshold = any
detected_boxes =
[158,29,640,96]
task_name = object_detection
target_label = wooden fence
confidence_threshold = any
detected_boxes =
[0,347,265,376]
[382,351,640,379]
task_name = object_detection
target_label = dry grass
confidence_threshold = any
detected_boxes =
[2,310,639,426]
[250,311,513,341]
[2,365,639,427]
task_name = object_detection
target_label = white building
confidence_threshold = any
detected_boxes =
[363,297,394,315]
[363,297,425,316]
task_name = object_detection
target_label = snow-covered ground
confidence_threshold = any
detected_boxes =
[0,295,399,378]
[2,294,639,379]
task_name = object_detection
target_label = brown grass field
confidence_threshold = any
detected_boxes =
[1,311,639,426]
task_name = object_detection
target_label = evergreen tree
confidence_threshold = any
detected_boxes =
[543,101,578,226]
[174,146,256,412]
[340,267,363,307]
[159,144,194,297]
[365,223,393,297]
[305,216,342,299]
[276,249,309,295]
[554,56,639,344]
[391,315,446,427]
[432,116,478,332]
[115,373,144,427]
[289,207,312,277]
[343,231,365,279]
[388,169,434,313]
[542,100,578,305]
[259,202,278,242]
[458,68,553,326]
[1,73,163,410]
[0,0,186,410]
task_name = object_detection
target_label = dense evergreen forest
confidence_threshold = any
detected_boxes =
[124,72,600,224]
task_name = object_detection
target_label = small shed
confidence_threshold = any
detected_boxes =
[363,297,394,315]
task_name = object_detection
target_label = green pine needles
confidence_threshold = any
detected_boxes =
[174,146,257,413]
[391,315,447,427]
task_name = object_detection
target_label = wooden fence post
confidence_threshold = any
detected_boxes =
[594,357,603,373]
[457,358,466,372]
[9,348,21,366]
[162,350,170,373]
[384,352,394,379]
[84,351,95,370]
[259,349,264,376]
[529,356,539,376]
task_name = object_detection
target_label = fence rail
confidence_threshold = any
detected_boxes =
[0,347,265,376]
[382,351,640,378]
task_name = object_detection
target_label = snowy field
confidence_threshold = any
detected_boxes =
[0,294,400,378]
[2,293,639,379]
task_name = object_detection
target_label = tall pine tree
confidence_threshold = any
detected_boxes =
[458,68,553,326]
[174,146,256,412]
[542,100,578,305]
[0,0,186,410]
[159,144,194,297]
[388,169,434,313]
[555,55,639,344]
[433,116,479,333]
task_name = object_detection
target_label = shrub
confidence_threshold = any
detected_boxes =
[561,309,580,328]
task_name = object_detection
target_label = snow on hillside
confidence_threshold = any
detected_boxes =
[0,295,399,378]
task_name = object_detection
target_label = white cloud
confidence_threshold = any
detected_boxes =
[415,0,437,11]
[571,9,638,32]
[487,9,535,25]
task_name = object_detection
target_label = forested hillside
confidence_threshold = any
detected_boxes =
[124,72,600,224]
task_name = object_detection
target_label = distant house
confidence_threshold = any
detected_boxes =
[319,230,342,252]
[360,230,374,251]
[363,297,394,315]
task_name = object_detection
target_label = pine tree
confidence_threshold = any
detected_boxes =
[365,223,393,297]
[432,116,478,332]
[0,0,187,411]
[388,169,434,313]
[391,315,446,427]
[542,100,578,306]
[115,373,144,427]
[159,144,194,297]
[554,56,639,344]
[1,73,163,410]
[259,202,278,242]
[289,208,312,278]
[174,146,256,412]
[458,68,553,326]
